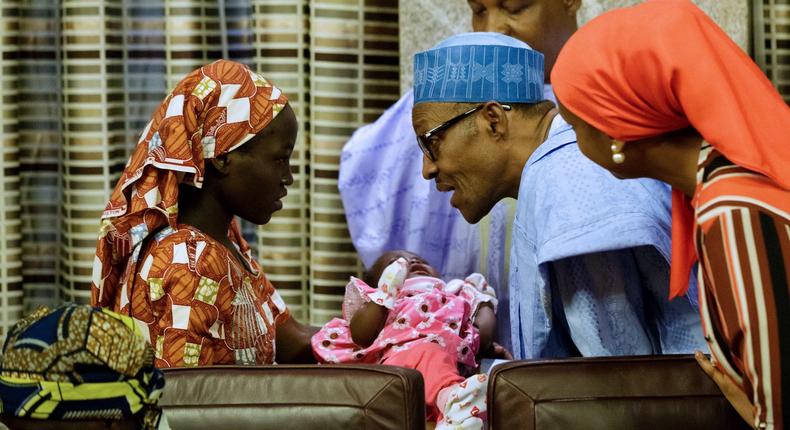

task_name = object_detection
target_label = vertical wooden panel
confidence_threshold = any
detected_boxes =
[59,0,126,303]
[0,1,24,333]
[251,0,311,322]
[15,0,60,312]
[309,0,399,324]
[754,0,790,103]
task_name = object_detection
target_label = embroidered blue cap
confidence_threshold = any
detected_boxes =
[413,32,544,104]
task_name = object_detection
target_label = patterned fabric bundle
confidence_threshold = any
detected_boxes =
[0,305,165,428]
[91,59,289,308]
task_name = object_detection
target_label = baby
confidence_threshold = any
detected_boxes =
[312,250,508,429]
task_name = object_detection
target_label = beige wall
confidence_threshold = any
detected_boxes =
[399,0,749,90]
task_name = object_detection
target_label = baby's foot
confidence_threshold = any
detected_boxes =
[435,373,488,430]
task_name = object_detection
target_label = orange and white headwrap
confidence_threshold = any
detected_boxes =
[91,60,288,308]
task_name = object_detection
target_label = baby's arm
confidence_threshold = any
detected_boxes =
[348,257,408,347]
[349,302,388,347]
[473,305,512,359]
[456,273,511,358]
[473,302,496,355]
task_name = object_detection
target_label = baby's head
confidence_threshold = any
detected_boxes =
[363,250,439,286]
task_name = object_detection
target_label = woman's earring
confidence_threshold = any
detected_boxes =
[611,143,625,164]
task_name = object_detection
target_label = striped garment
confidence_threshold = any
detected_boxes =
[694,145,789,430]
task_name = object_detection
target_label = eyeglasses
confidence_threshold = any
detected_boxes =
[416,103,512,162]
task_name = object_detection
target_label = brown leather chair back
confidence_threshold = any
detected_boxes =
[488,355,751,430]
[159,364,425,430]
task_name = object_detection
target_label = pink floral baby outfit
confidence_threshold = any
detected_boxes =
[312,259,496,428]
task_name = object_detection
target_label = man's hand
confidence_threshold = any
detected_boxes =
[485,342,513,360]
[695,351,755,428]
[473,303,496,354]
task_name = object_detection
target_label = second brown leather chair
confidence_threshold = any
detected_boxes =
[159,364,425,430]
[488,355,751,430]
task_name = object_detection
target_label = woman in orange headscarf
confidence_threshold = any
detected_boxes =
[551,1,790,428]
[91,60,316,367]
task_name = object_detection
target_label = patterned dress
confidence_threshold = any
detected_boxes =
[312,274,496,369]
[112,224,290,368]
[695,146,789,430]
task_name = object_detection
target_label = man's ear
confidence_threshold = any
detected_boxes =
[209,154,232,176]
[564,0,582,15]
[480,101,509,140]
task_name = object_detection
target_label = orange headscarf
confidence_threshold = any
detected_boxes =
[91,60,289,307]
[551,0,790,298]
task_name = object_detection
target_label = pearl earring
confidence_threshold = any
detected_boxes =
[611,143,625,164]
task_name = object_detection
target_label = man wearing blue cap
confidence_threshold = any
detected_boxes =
[412,32,707,360]
[339,1,583,355]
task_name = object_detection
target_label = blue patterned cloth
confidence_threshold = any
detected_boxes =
[509,114,707,359]
[413,32,544,104]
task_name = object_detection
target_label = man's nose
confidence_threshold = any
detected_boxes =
[422,153,438,180]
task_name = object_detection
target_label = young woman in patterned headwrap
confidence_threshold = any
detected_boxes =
[552,1,790,428]
[91,60,316,367]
